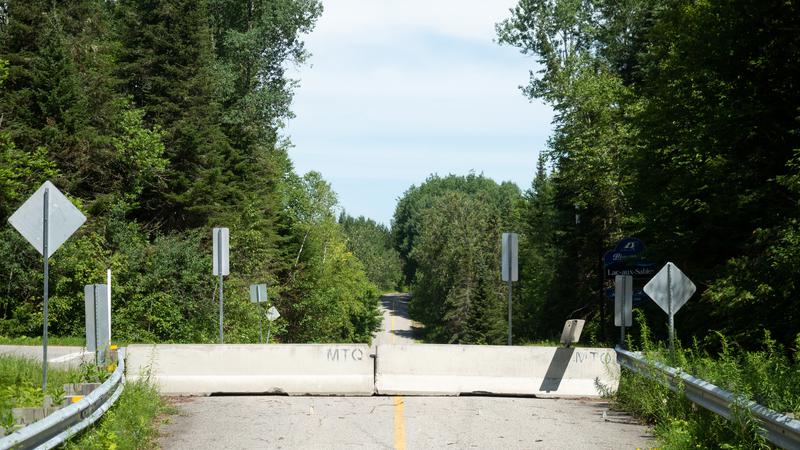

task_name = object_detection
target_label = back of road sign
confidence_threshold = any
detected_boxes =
[8,180,86,258]
[501,233,519,282]
[614,275,633,327]
[212,227,229,276]
[85,284,110,353]
[250,284,267,303]
[644,262,695,315]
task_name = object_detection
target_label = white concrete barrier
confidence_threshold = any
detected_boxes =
[126,344,374,396]
[374,344,619,397]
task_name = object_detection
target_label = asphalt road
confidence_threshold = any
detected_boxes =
[373,293,418,347]
[160,295,654,449]
[0,344,92,366]
[159,395,653,449]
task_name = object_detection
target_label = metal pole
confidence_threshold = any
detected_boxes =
[267,319,272,344]
[507,235,513,346]
[257,290,263,344]
[42,187,49,392]
[218,229,224,344]
[620,324,626,349]
[667,264,674,352]
[93,285,99,365]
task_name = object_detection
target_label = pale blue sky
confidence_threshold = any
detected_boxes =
[285,0,554,226]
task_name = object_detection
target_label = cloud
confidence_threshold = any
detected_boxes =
[285,0,554,225]
[314,0,519,42]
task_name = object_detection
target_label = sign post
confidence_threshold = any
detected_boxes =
[643,262,696,351]
[614,275,633,348]
[213,227,230,343]
[266,306,280,343]
[250,284,268,343]
[501,232,519,346]
[8,181,86,391]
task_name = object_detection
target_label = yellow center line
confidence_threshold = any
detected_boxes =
[393,395,406,450]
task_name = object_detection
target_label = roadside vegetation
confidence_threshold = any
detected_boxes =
[0,336,86,346]
[0,353,167,449]
[0,0,381,346]
[391,0,799,353]
[339,213,403,292]
[612,312,800,448]
[64,377,170,450]
[0,355,108,434]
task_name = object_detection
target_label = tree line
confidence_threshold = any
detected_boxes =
[394,0,800,349]
[0,0,389,344]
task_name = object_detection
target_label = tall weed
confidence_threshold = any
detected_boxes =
[614,311,798,448]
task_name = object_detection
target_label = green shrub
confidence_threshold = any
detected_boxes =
[65,376,171,450]
[614,311,797,448]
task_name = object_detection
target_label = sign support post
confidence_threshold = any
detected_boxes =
[42,187,49,391]
[266,306,280,343]
[250,284,268,343]
[213,227,229,344]
[9,181,86,393]
[218,228,224,344]
[643,262,696,353]
[502,233,519,346]
[667,264,674,351]
[507,245,512,346]
[614,275,633,349]
[257,288,263,344]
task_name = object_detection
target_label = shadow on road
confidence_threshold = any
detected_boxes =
[391,328,422,339]
[379,294,411,320]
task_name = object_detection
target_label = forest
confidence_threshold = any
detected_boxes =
[1,0,798,353]
[0,0,406,344]
[393,0,800,350]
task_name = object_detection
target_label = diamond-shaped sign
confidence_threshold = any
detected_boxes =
[266,306,280,322]
[8,181,86,258]
[643,262,696,315]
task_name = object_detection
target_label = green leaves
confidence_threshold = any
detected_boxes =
[339,213,402,292]
[0,0,377,346]
[499,0,800,348]
[393,174,521,344]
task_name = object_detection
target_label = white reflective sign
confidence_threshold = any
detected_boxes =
[501,232,519,282]
[614,275,633,327]
[212,227,229,276]
[644,262,696,315]
[8,181,86,258]
[250,284,267,303]
[266,306,280,322]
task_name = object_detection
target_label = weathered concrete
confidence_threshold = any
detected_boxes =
[159,396,653,449]
[126,344,374,396]
[375,344,619,397]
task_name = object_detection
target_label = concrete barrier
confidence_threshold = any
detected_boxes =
[126,344,374,396]
[374,344,618,397]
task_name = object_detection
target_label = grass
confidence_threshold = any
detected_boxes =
[0,352,171,449]
[0,354,106,433]
[0,335,88,346]
[64,376,173,450]
[611,310,800,449]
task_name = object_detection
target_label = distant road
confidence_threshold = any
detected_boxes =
[0,344,91,366]
[373,293,418,347]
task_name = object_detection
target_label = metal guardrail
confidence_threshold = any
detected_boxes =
[0,349,126,450]
[616,346,800,450]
